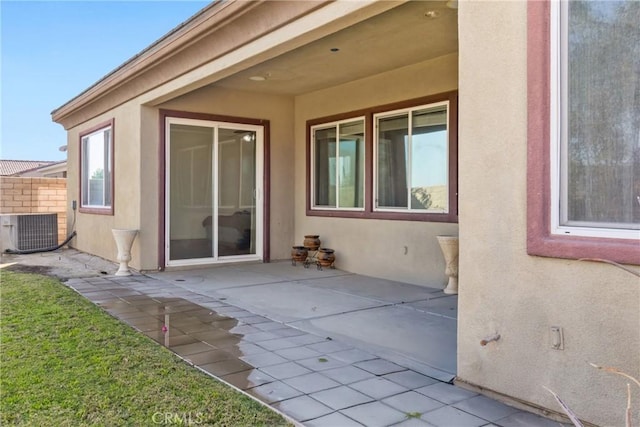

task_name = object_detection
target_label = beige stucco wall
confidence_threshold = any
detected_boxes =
[67,86,295,270]
[294,54,459,287]
[457,2,639,426]
[66,103,142,269]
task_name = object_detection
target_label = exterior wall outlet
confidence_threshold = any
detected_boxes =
[550,326,564,350]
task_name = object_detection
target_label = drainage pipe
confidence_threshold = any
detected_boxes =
[4,231,77,255]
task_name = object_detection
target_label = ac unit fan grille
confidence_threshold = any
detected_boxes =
[17,214,58,250]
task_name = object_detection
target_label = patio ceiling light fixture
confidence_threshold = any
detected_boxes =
[249,75,267,81]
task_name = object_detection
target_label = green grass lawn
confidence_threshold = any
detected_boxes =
[0,271,288,426]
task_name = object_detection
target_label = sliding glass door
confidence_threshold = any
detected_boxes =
[166,118,263,265]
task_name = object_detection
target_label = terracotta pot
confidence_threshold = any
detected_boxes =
[303,235,321,250]
[317,248,335,267]
[291,246,308,262]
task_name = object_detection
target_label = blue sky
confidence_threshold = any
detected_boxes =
[1,0,209,161]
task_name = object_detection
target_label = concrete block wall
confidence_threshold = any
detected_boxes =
[0,177,68,244]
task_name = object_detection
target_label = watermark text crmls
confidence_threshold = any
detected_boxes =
[152,412,204,425]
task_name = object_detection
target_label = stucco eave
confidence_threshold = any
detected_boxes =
[50,0,263,125]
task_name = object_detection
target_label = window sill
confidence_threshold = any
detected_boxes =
[79,207,114,216]
[306,207,458,223]
[527,232,640,265]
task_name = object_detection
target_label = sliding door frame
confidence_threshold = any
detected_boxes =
[158,109,270,270]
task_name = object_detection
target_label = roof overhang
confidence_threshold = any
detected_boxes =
[52,0,458,129]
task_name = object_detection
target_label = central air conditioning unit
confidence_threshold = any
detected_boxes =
[0,213,58,252]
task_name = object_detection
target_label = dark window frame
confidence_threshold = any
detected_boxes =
[78,119,114,215]
[306,91,458,223]
[526,1,639,265]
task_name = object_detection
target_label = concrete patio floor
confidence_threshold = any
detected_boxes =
[2,250,564,427]
[147,262,458,382]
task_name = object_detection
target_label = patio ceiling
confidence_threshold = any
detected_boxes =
[215,1,458,96]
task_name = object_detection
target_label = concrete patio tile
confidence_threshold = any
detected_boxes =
[113,308,156,320]
[494,411,566,427]
[295,304,457,375]
[382,391,444,414]
[420,406,486,427]
[183,349,234,366]
[330,348,377,364]
[199,301,232,310]
[287,334,328,346]
[305,274,437,304]
[270,327,307,338]
[236,315,272,324]
[349,377,409,399]
[221,369,277,390]
[125,317,168,332]
[297,355,346,371]
[221,310,257,319]
[407,295,458,319]
[304,411,364,427]
[84,293,120,303]
[274,346,322,361]
[144,330,199,347]
[246,380,303,404]
[222,342,268,357]
[340,401,407,427]
[258,361,312,380]
[273,395,334,422]
[214,306,254,316]
[227,324,261,335]
[392,417,436,426]
[255,337,300,351]
[200,334,244,350]
[239,351,288,368]
[383,370,439,389]
[169,320,215,334]
[306,340,354,354]
[310,385,374,410]
[453,395,521,422]
[254,321,288,331]
[217,281,383,323]
[355,359,407,375]
[241,331,281,342]
[102,303,146,317]
[282,372,341,394]
[415,382,478,405]
[199,358,253,376]
[322,366,377,384]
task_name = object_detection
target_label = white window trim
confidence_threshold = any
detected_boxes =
[373,101,449,214]
[81,126,112,209]
[310,117,366,211]
[550,1,639,240]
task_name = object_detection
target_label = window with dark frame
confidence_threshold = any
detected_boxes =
[79,120,113,214]
[375,102,450,213]
[307,91,458,223]
[311,118,365,210]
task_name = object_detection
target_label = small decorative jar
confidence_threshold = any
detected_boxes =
[303,235,321,250]
[291,246,308,262]
[317,248,335,267]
